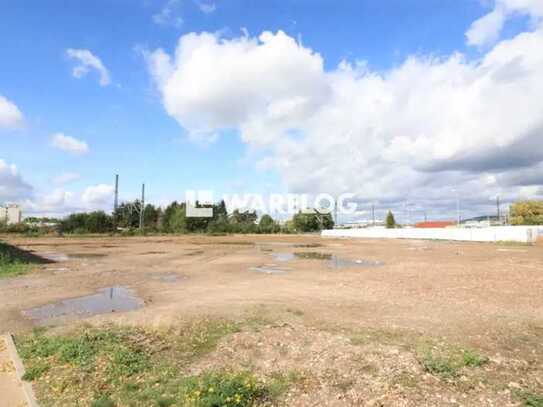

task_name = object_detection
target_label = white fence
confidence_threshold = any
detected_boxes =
[322,226,540,243]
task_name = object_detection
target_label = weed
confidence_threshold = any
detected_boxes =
[180,371,267,407]
[462,349,489,367]
[21,363,50,381]
[515,390,543,407]
[108,347,149,377]
[294,252,332,260]
[91,395,116,407]
[421,352,460,377]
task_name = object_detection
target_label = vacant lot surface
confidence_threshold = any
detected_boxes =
[1,234,542,406]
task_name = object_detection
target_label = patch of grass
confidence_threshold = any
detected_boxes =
[174,319,241,360]
[16,319,302,406]
[462,349,489,367]
[419,347,490,379]
[515,390,543,407]
[0,241,52,278]
[180,371,268,407]
[21,363,50,381]
[91,395,116,407]
[421,352,460,378]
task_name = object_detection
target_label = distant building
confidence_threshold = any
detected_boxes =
[460,215,506,228]
[0,204,22,225]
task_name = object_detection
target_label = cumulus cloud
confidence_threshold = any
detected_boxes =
[0,95,24,128]
[148,18,543,219]
[81,184,114,207]
[0,159,32,201]
[466,0,543,46]
[196,1,216,14]
[53,172,81,186]
[66,48,111,86]
[153,0,183,28]
[51,133,89,155]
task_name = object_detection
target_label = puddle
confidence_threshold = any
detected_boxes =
[249,266,289,275]
[294,252,332,260]
[22,286,143,325]
[328,257,384,269]
[41,252,70,262]
[271,252,296,262]
[294,252,383,269]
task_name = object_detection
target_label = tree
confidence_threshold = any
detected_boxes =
[292,210,334,232]
[258,214,280,233]
[386,210,396,229]
[510,200,543,225]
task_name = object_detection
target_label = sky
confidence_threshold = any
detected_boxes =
[1,0,543,222]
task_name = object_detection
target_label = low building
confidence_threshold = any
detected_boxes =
[0,204,22,225]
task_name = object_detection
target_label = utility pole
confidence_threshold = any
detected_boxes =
[114,174,119,212]
[496,195,501,224]
[334,198,338,228]
[139,183,145,230]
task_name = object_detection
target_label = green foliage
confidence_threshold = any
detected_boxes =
[21,363,50,381]
[108,347,149,377]
[258,214,280,233]
[0,241,44,278]
[180,371,267,407]
[419,348,489,379]
[461,349,489,367]
[420,352,460,378]
[510,200,543,225]
[386,210,396,228]
[515,391,543,407]
[59,211,114,234]
[292,211,334,232]
[91,395,116,407]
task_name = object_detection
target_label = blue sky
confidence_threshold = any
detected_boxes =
[1,0,542,221]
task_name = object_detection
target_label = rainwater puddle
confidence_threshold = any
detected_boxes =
[271,252,296,262]
[22,286,143,325]
[41,252,70,262]
[249,266,289,275]
[294,252,384,269]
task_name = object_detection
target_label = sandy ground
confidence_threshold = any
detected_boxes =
[1,234,542,405]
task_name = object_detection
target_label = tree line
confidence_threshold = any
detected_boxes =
[55,200,334,234]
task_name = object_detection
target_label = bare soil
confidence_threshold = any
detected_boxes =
[1,234,542,406]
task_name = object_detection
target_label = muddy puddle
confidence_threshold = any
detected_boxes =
[249,266,290,274]
[22,286,143,325]
[269,251,384,269]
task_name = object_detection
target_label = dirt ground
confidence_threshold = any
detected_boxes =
[1,234,542,406]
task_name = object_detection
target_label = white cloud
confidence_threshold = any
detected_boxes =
[0,159,32,201]
[51,133,89,155]
[196,1,216,13]
[153,0,183,28]
[0,95,24,129]
[53,172,81,186]
[81,184,114,207]
[466,0,543,46]
[148,23,543,218]
[66,48,111,86]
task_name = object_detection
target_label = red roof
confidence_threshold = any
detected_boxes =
[415,221,455,228]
